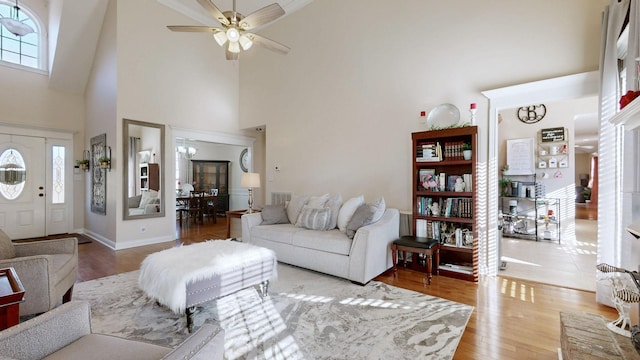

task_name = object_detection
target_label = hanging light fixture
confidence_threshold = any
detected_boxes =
[0,149,25,185]
[0,0,34,37]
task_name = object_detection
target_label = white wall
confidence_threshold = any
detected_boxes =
[239,0,608,212]
[84,0,117,244]
[110,0,245,248]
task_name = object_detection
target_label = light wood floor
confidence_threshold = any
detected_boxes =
[76,217,615,360]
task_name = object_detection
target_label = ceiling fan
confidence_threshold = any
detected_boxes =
[167,0,290,60]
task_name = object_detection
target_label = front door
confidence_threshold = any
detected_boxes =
[0,135,46,239]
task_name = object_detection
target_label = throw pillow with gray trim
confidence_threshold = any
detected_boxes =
[286,194,309,223]
[0,229,15,259]
[346,204,377,239]
[325,193,343,229]
[261,204,290,225]
[296,206,332,231]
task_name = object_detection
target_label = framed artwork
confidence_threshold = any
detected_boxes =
[505,138,535,175]
[91,133,107,215]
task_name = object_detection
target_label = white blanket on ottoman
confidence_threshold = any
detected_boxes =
[138,240,277,313]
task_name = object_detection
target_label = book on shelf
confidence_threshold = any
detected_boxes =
[416,142,442,162]
[416,219,428,238]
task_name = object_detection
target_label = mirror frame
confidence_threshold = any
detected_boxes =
[123,118,166,220]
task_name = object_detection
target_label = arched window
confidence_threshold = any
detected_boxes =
[0,1,42,70]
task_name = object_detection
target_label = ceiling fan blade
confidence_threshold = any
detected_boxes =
[226,48,239,60]
[239,3,285,30]
[197,0,230,26]
[167,26,221,33]
[246,33,290,55]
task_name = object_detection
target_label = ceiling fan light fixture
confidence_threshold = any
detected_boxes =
[226,27,240,42]
[228,41,240,53]
[213,31,227,46]
[239,34,253,50]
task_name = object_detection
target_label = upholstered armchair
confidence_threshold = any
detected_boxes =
[0,301,225,360]
[0,230,77,316]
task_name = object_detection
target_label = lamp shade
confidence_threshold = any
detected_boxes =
[241,173,260,188]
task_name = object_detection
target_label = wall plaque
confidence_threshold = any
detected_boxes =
[541,127,565,142]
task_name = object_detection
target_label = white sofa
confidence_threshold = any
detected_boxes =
[241,208,399,284]
[128,190,160,216]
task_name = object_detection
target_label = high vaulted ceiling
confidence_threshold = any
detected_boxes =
[159,0,312,27]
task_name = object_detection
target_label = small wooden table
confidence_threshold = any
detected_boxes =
[0,267,25,330]
[391,236,440,284]
[226,209,260,238]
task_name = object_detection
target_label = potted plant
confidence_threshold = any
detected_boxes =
[462,142,472,160]
[98,156,110,169]
[76,159,90,171]
[499,178,512,197]
[583,187,592,203]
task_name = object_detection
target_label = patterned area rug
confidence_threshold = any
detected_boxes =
[74,264,473,360]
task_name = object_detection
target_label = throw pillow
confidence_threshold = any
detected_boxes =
[307,193,330,208]
[324,193,343,230]
[286,194,309,223]
[0,229,15,259]
[296,205,332,231]
[346,204,377,239]
[337,195,364,232]
[369,197,386,224]
[139,190,158,209]
[261,204,290,225]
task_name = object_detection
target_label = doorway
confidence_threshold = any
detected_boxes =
[0,126,74,239]
[482,71,600,290]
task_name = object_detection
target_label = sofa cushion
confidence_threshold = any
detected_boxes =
[0,229,15,259]
[296,206,331,231]
[286,194,309,224]
[346,204,377,239]
[251,224,304,245]
[325,194,343,230]
[292,229,352,255]
[139,190,158,209]
[43,334,170,360]
[369,197,386,224]
[307,193,329,208]
[337,195,364,232]
[261,204,289,225]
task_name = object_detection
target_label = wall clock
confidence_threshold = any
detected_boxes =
[517,104,546,124]
[240,148,249,172]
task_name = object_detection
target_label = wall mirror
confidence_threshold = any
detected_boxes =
[123,118,165,220]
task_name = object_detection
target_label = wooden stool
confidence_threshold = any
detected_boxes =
[391,236,440,284]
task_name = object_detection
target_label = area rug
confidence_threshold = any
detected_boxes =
[74,264,473,360]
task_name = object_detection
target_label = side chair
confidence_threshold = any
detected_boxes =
[0,230,78,316]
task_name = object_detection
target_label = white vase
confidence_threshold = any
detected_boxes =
[463,150,472,160]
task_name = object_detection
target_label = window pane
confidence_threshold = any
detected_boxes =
[2,37,19,53]
[21,43,36,57]
[52,146,65,204]
[21,56,36,68]
[2,50,19,64]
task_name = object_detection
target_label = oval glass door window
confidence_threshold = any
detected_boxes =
[0,148,26,200]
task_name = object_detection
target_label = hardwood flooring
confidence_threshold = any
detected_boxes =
[75,217,616,360]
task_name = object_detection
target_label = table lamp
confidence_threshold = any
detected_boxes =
[241,172,260,213]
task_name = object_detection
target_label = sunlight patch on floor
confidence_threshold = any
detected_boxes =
[500,256,541,267]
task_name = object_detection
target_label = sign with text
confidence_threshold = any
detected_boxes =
[541,127,565,142]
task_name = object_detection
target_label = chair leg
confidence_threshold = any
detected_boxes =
[63,286,73,303]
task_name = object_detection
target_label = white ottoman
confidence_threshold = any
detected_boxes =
[139,240,277,332]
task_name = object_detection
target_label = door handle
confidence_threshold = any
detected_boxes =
[39,193,44,197]
[39,186,44,190]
